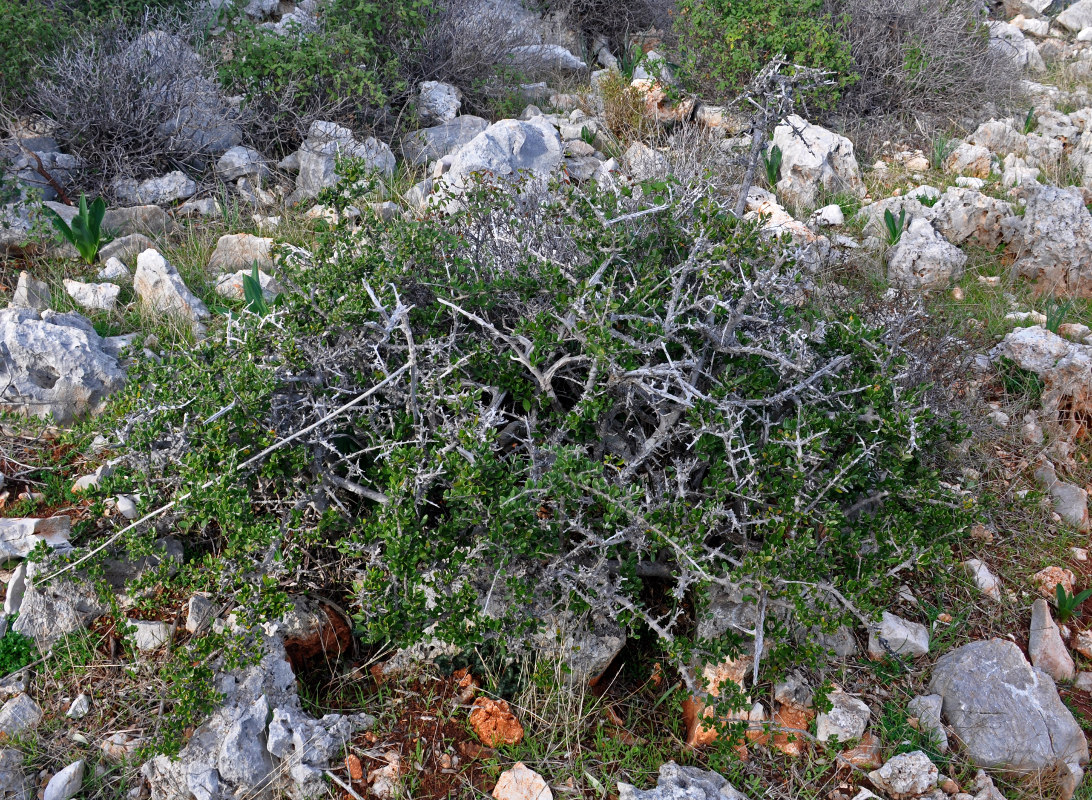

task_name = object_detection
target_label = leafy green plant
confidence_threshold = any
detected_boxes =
[1023,107,1037,135]
[580,125,597,147]
[762,144,782,188]
[0,629,36,676]
[242,263,270,316]
[1055,584,1092,623]
[883,207,907,246]
[618,44,644,81]
[0,0,70,106]
[930,135,954,171]
[42,194,107,264]
[673,0,853,104]
[918,194,940,209]
[1044,298,1074,334]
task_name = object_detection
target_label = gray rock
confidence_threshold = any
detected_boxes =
[207,233,274,274]
[102,205,174,237]
[113,172,196,206]
[0,694,41,737]
[929,638,1088,772]
[66,693,90,719]
[987,21,1046,73]
[508,44,587,74]
[0,747,31,800]
[176,197,222,218]
[931,188,1015,249]
[886,218,967,291]
[867,611,930,659]
[773,115,864,211]
[12,562,109,646]
[115,494,138,520]
[1030,598,1075,681]
[0,517,70,560]
[1059,0,1092,32]
[401,115,490,166]
[0,307,125,422]
[134,249,209,323]
[98,233,156,266]
[186,594,215,634]
[617,761,745,800]
[1011,186,1092,297]
[529,608,625,683]
[416,81,462,125]
[216,146,267,181]
[43,759,84,800]
[816,690,870,742]
[962,559,1002,602]
[445,118,563,188]
[97,258,132,284]
[291,120,395,204]
[63,280,120,313]
[3,564,26,617]
[868,751,937,798]
[10,272,50,312]
[214,269,280,302]
[907,694,947,753]
[130,619,172,652]
[624,142,670,182]
[1034,460,1090,531]
[218,695,274,786]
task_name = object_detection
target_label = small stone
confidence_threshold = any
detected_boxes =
[345,753,363,781]
[129,619,171,652]
[907,694,948,753]
[97,258,132,284]
[101,732,144,761]
[1032,566,1076,599]
[771,702,814,757]
[0,517,70,559]
[115,495,138,520]
[469,697,524,747]
[1075,631,1092,659]
[868,751,938,799]
[492,762,552,800]
[867,611,930,659]
[0,693,42,736]
[11,272,50,312]
[816,690,870,742]
[840,731,883,769]
[64,279,120,312]
[951,287,964,301]
[66,693,90,719]
[1029,598,1075,681]
[43,759,84,800]
[1073,548,1089,562]
[207,233,274,274]
[962,559,1002,601]
[970,524,995,543]
[185,594,215,634]
[1075,672,1092,692]
[3,563,26,617]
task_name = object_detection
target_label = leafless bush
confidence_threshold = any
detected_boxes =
[827,0,1018,120]
[31,11,240,197]
[531,0,677,56]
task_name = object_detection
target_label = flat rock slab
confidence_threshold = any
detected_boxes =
[0,517,70,560]
[929,638,1088,772]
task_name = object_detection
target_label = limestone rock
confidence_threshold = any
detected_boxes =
[401,115,490,166]
[508,44,586,74]
[10,272,50,312]
[1030,598,1075,681]
[816,690,870,742]
[962,559,1002,601]
[867,611,930,659]
[931,188,1015,249]
[772,115,864,210]
[1034,462,1090,531]
[3,564,26,617]
[0,307,126,422]
[214,269,281,302]
[12,562,109,646]
[445,118,563,188]
[63,280,120,313]
[0,747,31,800]
[0,694,41,737]
[617,762,745,800]
[43,760,84,800]
[113,172,196,206]
[624,142,670,182]
[493,762,552,800]
[1010,186,1092,297]
[907,694,948,753]
[929,638,1088,773]
[290,120,396,204]
[416,81,462,125]
[987,21,1046,73]
[207,233,274,274]
[886,218,967,291]
[134,249,209,323]
[868,751,938,799]
[98,233,156,266]
[216,146,267,182]
[66,694,90,719]
[130,619,172,652]
[1059,0,1092,32]
[945,143,992,178]
[0,517,70,559]
[97,258,132,284]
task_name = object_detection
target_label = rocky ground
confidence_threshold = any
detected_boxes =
[4,1,1092,799]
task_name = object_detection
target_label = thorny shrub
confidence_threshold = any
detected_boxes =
[93,171,971,713]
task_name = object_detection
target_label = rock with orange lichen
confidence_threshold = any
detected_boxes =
[771,703,815,757]
[682,657,755,748]
[344,754,363,782]
[1033,566,1077,598]
[368,752,403,800]
[841,732,883,770]
[454,668,480,704]
[470,697,525,747]
[492,762,553,800]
